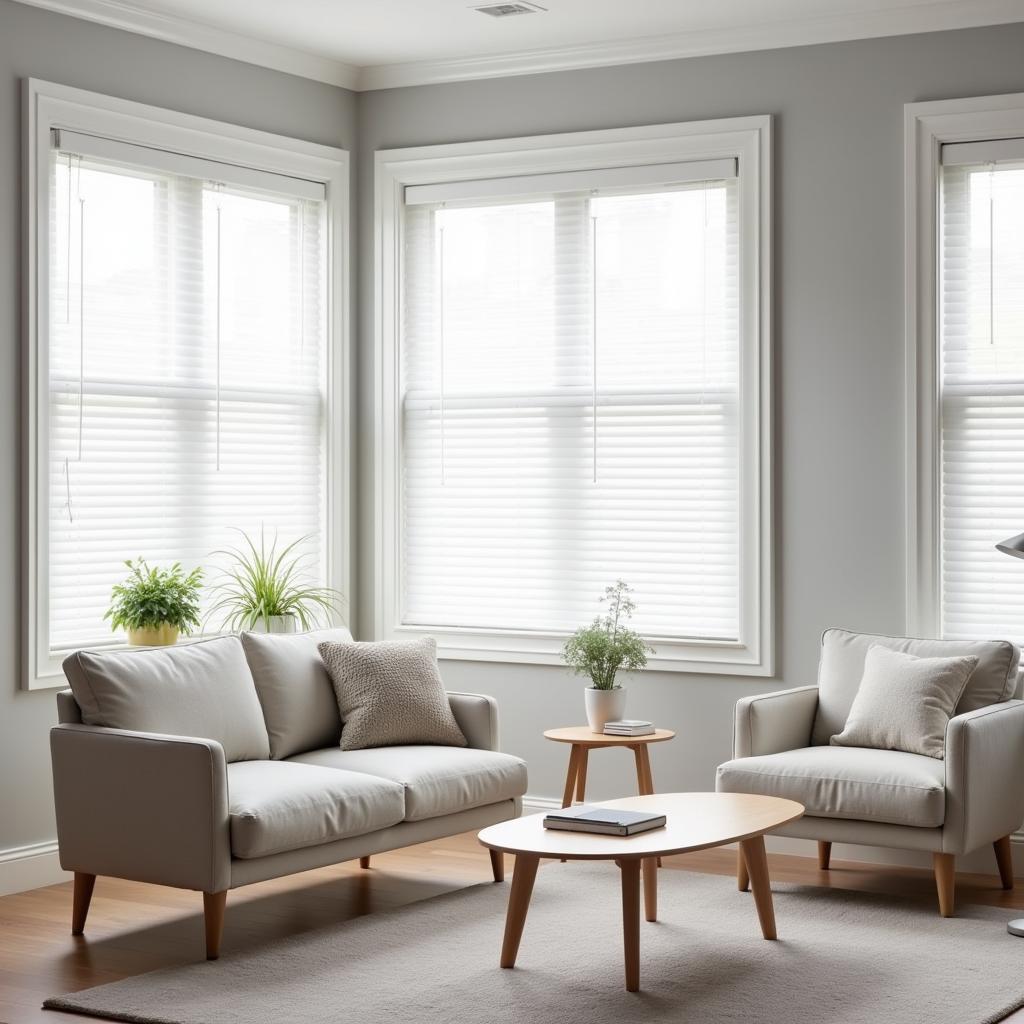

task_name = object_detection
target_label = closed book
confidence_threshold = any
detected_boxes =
[603,720,655,736]
[604,726,655,736]
[543,805,667,836]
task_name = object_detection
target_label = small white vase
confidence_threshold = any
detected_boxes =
[584,685,627,734]
[251,614,298,634]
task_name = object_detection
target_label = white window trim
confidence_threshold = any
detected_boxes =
[905,92,1024,637]
[22,78,351,691]
[373,117,773,675]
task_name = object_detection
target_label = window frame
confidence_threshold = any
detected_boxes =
[374,117,773,675]
[905,92,1024,637]
[23,78,351,690]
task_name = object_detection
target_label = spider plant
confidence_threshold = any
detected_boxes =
[206,529,343,633]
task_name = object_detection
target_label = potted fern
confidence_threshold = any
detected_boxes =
[206,529,343,634]
[105,559,203,647]
[562,580,653,733]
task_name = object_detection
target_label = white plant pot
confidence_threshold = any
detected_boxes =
[251,614,298,634]
[584,685,626,734]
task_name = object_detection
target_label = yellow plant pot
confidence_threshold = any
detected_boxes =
[127,624,180,647]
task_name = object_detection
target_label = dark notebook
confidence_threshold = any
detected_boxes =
[543,805,667,836]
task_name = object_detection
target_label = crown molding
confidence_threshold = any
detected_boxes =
[11,0,360,88]
[10,0,1024,92]
[356,0,1024,90]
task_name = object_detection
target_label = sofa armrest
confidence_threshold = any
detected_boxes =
[447,692,499,751]
[50,724,231,892]
[734,686,819,758]
[943,700,1024,855]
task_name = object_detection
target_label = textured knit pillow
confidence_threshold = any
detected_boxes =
[830,645,978,759]
[317,637,467,751]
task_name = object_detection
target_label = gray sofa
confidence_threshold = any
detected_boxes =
[717,628,1024,916]
[50,629,527,959]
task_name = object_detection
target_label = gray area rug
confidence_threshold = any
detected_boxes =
[46,863,1024,1024]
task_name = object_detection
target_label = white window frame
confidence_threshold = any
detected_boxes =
[22,78,351,690]
[905,92,1024,636]
[374,117,773,675]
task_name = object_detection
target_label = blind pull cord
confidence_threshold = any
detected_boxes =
[215,186,223,472]
[299,201,306,356]
[591,212,598,484]
[439,223,447,486]
[77,186,85,464]
[63,154,73,324]
[989,164,996,347]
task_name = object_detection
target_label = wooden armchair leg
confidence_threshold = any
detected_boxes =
[71,872,96,935]
[203,891,227,960]
[490,848,505,882]
[994,835,1014,890]
[817,841,832,870]
[359,856,371,870]
[933,853,956,918]
[737,848,750,892]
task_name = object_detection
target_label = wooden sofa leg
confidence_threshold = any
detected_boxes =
[817,841,832,870]
[71,872,96,935]
[490,849,505,883]
[203,891,227,960]
[737,848,750,892]
[359,856,371,870]
[994,835,1014,890]
[933,853,956,918]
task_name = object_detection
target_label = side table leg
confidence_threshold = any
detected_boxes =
[620,859,642,992]
[575,748,589,802]
[500,854,540,968]
[561,745,582,808]
[634,745,662,867]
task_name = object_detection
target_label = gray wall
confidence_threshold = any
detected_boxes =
[354,24,1024,812]
[0,0,356,854]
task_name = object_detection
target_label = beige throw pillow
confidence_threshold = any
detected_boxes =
[318,637,467,751]
[830,645,978,759]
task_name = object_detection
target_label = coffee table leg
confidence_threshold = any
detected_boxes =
[500,854,540,968]
[737,848,750,892]
[619,859,642,991]
[575,748,589,802]
[642,857,657,922]
[739,836,776,940]
[561,746,582,808]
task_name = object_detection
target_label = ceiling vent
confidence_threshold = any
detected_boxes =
[472,3,547,17]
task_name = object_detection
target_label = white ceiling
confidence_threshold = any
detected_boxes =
[16,0,1024,89]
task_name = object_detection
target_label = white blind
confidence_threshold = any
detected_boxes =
[939,157,1024,641]
[401,179,740,640]
[46,148,327,652]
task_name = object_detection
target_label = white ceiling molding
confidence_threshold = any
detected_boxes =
[11,0,360,88]
[10,0,1024,92]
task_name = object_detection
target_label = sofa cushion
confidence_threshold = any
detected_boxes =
[289,746,528,822]
[716,746,946,828]
[62,636,269,762]
[812,628,1019,746]
[240,628,352,759]
[227,761,405,859]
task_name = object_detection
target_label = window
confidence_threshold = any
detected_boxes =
[376,120,771,673]
[25,81,349,688]
[907,93,1024,641]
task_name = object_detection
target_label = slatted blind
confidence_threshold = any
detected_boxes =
[401,178,740,640]
[46,147,327,652]
[939,156,1024,641]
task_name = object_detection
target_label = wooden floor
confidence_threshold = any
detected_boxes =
[2,834,1023,1023]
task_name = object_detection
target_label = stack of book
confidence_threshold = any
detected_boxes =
[603,719,655,737]
[543,805,667,836]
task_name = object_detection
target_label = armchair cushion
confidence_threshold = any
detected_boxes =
[289,745,528,822]
[240,628,351,759]
[716,746,946,828]
[227,761,405,859]
[62,636,270,762]
[812,628,1019,746]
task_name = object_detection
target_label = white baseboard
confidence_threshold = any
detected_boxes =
[522,794,1024,878]
[0,840,69,897]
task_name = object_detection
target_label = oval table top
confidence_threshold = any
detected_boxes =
[543,726,676,747]
[478,793,804,861]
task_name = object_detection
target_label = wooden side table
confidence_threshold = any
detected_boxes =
[544,726,676,807]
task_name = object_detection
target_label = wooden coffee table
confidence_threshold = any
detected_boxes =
[478,792,803,992]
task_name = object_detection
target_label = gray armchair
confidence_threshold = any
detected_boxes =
[717,628,1024,916]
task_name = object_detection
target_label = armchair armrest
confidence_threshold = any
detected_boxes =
[50,724,231,892]
[447,692,499,751]
[734,686,819,758]
[943,700,1024,855]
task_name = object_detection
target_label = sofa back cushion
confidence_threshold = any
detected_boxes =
[62,636,270,761]
[240,628,351,759]
[812,628,1020,746]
